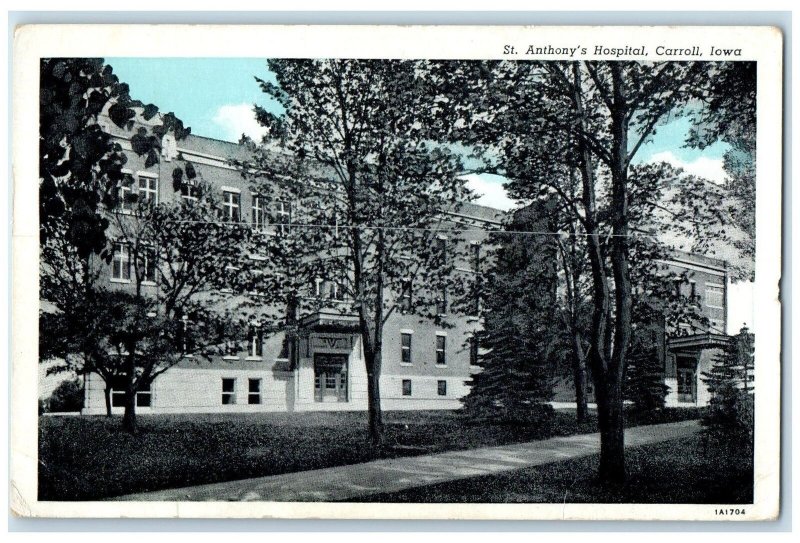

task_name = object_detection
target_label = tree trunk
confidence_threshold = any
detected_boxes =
[122,347,138,434]
[362,327,384,448]
[122,386,137,434]
[366,357,384,448]
[571,334,589,422]
[596,379,626,484]
[597,61,633,486]
[103,384,112,417]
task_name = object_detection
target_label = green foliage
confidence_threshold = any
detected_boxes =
[463,205,559,423]
[688,62,756,281]
[39,58,189,260]
[241,59,475,444]
[702,327,755,432]
[625,339,669,413]
[46,378,85,413]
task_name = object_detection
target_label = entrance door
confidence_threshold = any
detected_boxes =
[676,356,697,403]
[314,353,349,402]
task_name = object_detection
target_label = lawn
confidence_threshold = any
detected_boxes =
[351,431,754,504]
[38,407,704,501]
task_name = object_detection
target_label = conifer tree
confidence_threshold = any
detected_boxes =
[702,326,755,430]
[463,205,559,423]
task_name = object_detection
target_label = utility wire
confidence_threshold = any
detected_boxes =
[157,219,663,238]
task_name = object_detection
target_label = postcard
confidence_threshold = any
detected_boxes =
[11,24,783,520]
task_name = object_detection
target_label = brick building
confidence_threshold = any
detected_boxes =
[81,111,501,415]
[79,110,732,415]
[552,249,732,407]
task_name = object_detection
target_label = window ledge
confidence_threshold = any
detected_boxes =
[436,364,448,368]
[222,356,240,361]
[141,281,157,286]
[109,278,131,284]
[245,356,263,361]
[399,362,413,367]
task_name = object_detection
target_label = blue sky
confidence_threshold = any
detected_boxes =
[107,58,729,208]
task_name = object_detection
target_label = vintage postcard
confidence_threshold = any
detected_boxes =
[11,24,782,520]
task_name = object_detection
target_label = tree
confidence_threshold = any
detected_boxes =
[688,62,757,281]
[435,60,726,483]
[45,378,85,413]
[105,185,251,433]
[39,58,189,259]
[702,326,755,431]
[39,58,193,419]
[463,204,559,423]
[244,59,471,447]
[40,288,128,416]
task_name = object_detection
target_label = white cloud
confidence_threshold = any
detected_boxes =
[212,103,268,142]
[462,173,516,211]
[647,151,728,184]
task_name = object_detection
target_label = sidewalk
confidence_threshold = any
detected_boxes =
[113,420,702,502]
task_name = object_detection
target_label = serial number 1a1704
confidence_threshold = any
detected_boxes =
[715,508,746,516]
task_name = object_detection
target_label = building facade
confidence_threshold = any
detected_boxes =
[81,111,500,415]
[552,250,732,408]
[79,110,732,415]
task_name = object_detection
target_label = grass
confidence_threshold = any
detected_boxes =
[38,407,706,501]
[350,430,754,504]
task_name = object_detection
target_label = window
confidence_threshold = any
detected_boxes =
[111,243,131,281]
[329,282,344,301]
[277,336,290,360]
[689,281,697,301]
[118,174,135,212]
[402,379,412,397]
[140,247,157,284]
[181,182,199,203]
[252,195,266,229]
[436,334,447,366]
[401,333,412,364]
[138,175,158,205]
[177,315,192,354]
[437,237,447,255]
[471,243,481,273]
[137,385,152,407]
[248,325,263,358]
[674,279,683,298]
[110,376,151,408]
[400,279,412,312]
[677,368,696,403]
[471,281,481,316]
[437,380,447,396]
[248,379,261,405]
[706,285,724,309]
[222,378,236,404]
[436,286,448,315]
[225,339,239,357]
[276,200,291,234]
[469,336,479,366]
[312,277,323,297]
[222,191,241,221]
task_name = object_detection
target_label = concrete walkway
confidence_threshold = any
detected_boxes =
[113,420,702,502]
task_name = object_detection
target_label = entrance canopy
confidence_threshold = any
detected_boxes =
[299,309,360,334]
[668,332,731,352]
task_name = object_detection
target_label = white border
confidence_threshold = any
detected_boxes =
[11,24,783,521]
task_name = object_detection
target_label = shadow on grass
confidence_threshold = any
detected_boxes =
[348,430,753,504]
[38,407,706,501]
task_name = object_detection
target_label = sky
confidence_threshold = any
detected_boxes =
[106,58,749,331]
[107,57,731,211]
